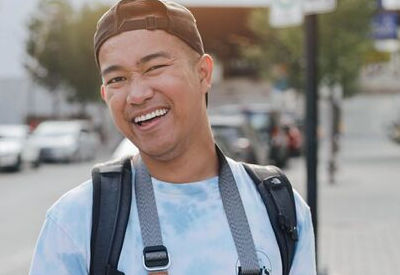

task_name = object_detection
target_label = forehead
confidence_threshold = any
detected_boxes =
[98,29,190,69]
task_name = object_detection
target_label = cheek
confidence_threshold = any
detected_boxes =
[107,91,127,119]
[154,73,199,103]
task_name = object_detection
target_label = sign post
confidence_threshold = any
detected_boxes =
[304,12,319,264]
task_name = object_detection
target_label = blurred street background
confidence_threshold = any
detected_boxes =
[1,0,400,274]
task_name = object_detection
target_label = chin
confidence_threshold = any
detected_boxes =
[140,141,179,161]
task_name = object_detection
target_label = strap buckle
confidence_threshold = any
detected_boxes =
[142,245,170,272]
[278,214,298,241]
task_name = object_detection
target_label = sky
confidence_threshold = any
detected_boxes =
[0,0,112,78]
[0,0,270,78]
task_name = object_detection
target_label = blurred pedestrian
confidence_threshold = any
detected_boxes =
[29,1,316,274]
[327,84,343,184]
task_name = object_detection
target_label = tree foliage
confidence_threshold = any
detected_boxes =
[25,0,72,92]
[26,0,108,106]
[242,0,377,96]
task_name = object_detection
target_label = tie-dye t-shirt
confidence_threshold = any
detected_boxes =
[29,158,316,275]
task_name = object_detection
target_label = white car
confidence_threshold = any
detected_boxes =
[112,138,139,160]
[0,125,40,171]
[26,120,101,163]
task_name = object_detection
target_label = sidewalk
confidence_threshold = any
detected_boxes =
[318,137,400,275]
[284,94,400,275]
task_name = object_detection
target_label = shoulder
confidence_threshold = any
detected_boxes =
[225,157,249,183]
[292,189,311,228]
[30,180,93,273]
[45,180,93,244]
[47,180,93,220]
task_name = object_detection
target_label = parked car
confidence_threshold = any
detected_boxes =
[210,104,290,167]
[210,114,269,165]
[0,124,40,171]
[26,120,100,163]
[112,138,139,159]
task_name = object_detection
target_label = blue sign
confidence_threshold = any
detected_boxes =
[372,12,398,40]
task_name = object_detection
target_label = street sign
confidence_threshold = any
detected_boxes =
[269,0,336,28]
[270,0,303,27]
[304,0,336,14]
[382,0,400,10]
[372,12,398,40]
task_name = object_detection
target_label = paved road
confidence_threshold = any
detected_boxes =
[0,161,97,275]
[0,93,399,275]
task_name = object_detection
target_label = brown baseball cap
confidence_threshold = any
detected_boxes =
[94,0,205,66]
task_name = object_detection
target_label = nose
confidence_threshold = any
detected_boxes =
[126,78,154,105]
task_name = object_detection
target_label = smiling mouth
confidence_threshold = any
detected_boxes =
[133,108,169,127]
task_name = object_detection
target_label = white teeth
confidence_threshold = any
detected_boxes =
[134,109,168,124]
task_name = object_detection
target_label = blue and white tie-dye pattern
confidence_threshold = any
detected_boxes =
[30,158,316,275]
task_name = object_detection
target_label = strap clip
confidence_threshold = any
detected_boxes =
[143,245,170,272]
[277,214,298,240]
[288,226,299,241]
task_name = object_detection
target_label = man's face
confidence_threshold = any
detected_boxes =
[98,29,213,160]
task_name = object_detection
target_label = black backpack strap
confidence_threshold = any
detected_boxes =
[90,157,132,275]
[243,163,298,275]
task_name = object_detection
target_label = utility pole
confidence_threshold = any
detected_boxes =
[304,13,319,259]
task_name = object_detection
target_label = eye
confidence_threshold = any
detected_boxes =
[145,64,168,73]
[106,76,126,85]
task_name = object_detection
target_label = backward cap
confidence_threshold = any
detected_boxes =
[94,0,204,67]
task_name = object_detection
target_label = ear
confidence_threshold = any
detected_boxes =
[197,54,213,95]
[100,84,106,101]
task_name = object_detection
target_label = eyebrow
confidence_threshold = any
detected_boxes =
[137,51,172,66]
[101,51,172,77]
[101,65,125,77]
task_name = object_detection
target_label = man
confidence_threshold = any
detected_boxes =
[30,0,316,274]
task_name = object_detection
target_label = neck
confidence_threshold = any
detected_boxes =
[140,140,218,183]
